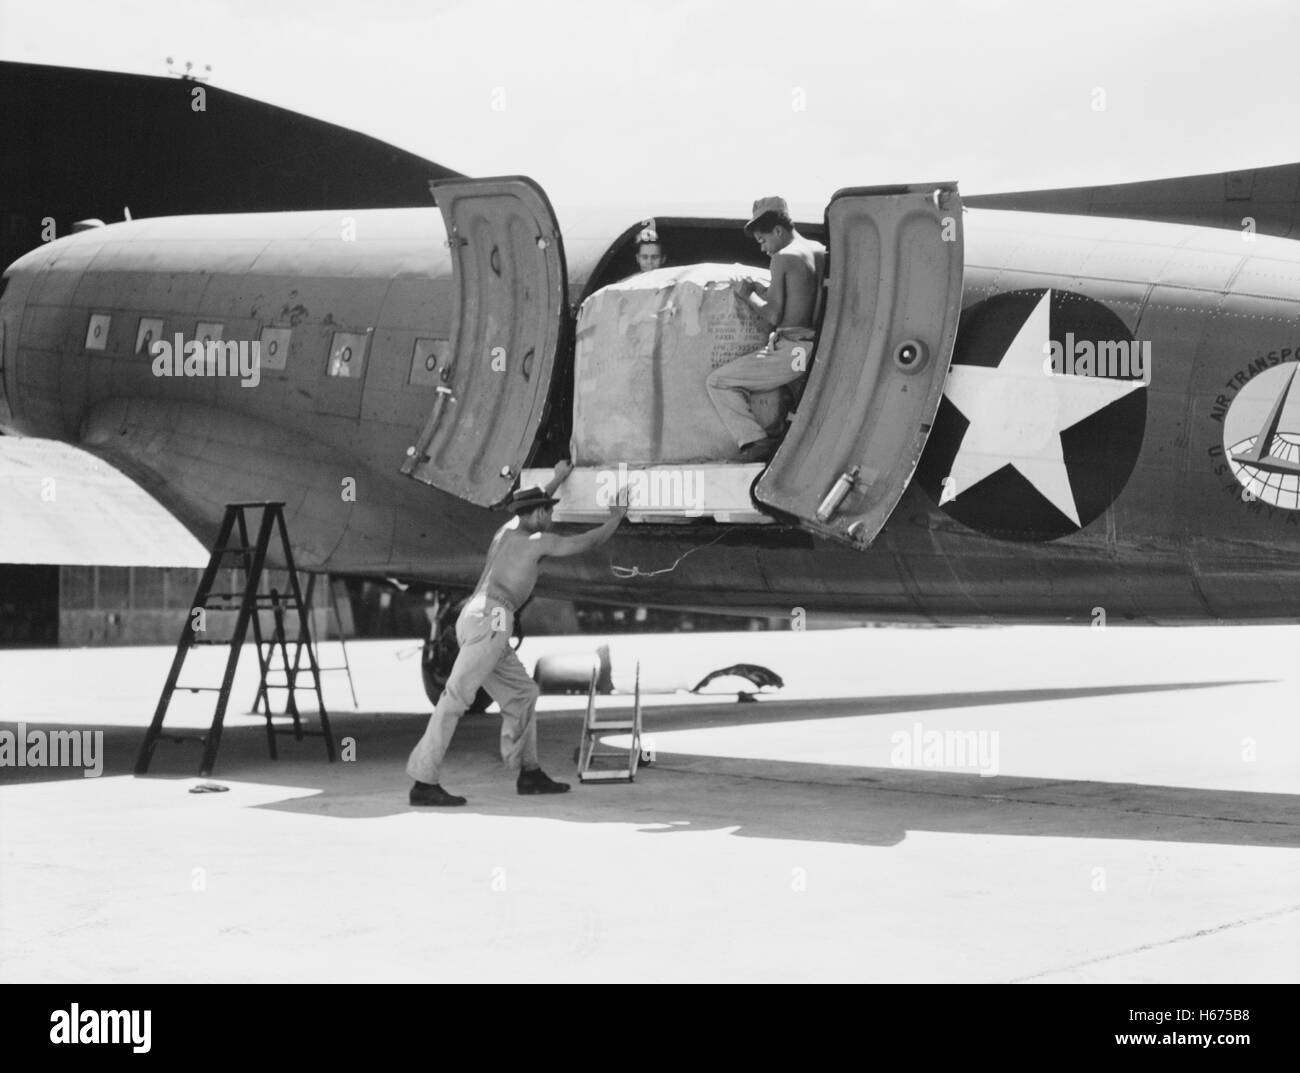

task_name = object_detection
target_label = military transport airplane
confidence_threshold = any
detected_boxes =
[2,168,1298,631]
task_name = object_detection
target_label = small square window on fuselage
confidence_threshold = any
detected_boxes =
[327,331,370,379]
[259,327,292,372]
[135,318,164,356]
[85,313,110,351]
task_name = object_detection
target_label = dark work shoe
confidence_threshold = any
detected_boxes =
[517,768,570,795]
[737,436,778,463]
[409,781,467,807]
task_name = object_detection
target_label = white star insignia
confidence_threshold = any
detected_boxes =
[940,290,1145,526]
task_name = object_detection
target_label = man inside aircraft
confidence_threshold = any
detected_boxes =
[635,227,666,273]
[406,460,627,806]
[706,196,825,462]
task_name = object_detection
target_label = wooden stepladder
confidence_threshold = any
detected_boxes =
[134,502,336,777]
[577,660,644,783]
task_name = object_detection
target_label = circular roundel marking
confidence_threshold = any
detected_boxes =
[1223,363,1300,510]
[915,288,1148,542]
[268,339,279,357]
[425,353,437,372]
[341,346,352,363]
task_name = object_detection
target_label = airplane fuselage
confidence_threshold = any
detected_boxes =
[2,197,1297,623]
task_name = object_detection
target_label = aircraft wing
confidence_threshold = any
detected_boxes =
[968,160,1300,239]
[0,435,208,566]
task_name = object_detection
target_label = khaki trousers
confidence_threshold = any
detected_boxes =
[705,328,814,446]
[406,592,541,784]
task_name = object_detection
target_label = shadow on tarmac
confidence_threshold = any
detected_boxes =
[3,679,1294,850]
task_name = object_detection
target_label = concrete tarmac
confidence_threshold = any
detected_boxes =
[1,625,1296,982]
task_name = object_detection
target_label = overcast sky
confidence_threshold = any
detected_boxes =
[3,0,1298,212]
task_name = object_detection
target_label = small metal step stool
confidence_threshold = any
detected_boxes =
[252,571,358,720]
[577,660,643,783]
[134,501,336,777]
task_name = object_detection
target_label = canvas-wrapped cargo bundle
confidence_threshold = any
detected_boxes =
[571,263,772,464]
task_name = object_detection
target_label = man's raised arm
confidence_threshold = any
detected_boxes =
[539,504,626,559]
[543,459,574,496]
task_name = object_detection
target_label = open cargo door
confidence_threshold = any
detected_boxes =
[0,318,9,425]
[754,183,963,546]
[401,176,567,505]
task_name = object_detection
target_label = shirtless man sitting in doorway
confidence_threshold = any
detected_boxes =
[706,196,825,462]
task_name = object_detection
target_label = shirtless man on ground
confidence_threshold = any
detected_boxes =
[406,461,626,806]
[706,196,826,461]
